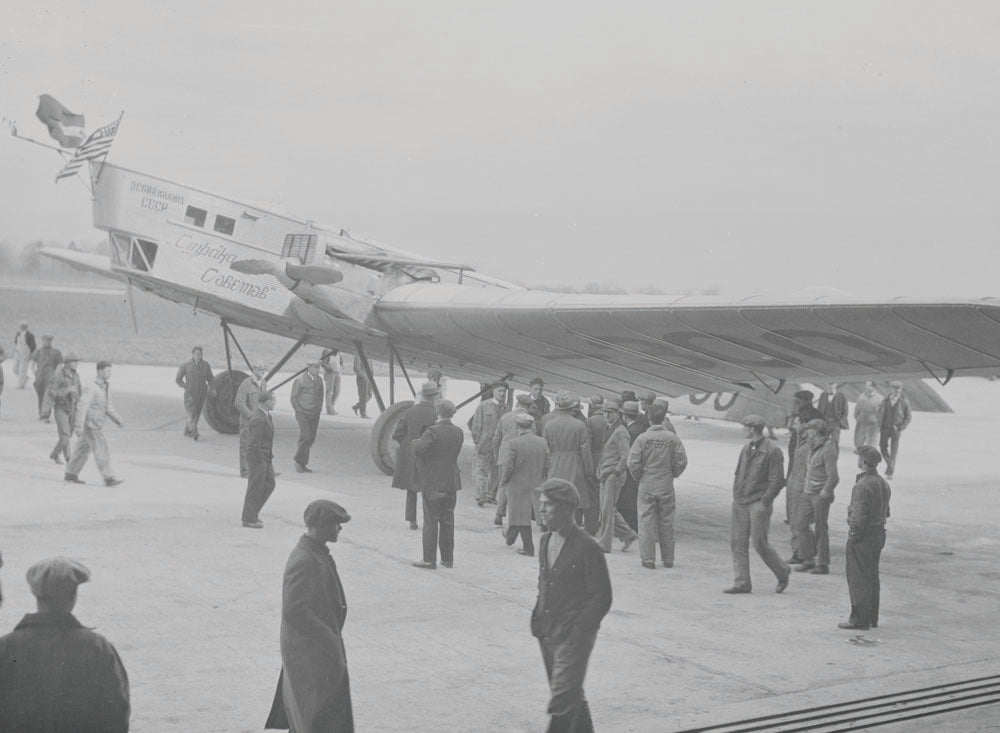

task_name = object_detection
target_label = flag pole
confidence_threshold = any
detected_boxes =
[92,110,124,187]
[9,130,72,157]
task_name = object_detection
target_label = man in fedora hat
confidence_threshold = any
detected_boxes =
[493,392,536,526]
[48,352,82,464]
[291,361,325,473]
[412,400,464,569]
[392,381,440,529]
[498,412,549,556]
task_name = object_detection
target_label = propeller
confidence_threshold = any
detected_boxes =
[285,263,344,285]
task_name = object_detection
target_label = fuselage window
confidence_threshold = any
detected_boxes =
[185,206,207,227]
[214,215,236,236]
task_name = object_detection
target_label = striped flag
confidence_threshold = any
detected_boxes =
[56,116,121,182]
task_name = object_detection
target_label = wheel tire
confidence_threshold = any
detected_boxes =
[204,370,248,435]
[370,400,413,476]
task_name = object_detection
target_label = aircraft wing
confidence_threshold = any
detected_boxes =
[372,285,1000,397]
[837,379,953,413]
[39,247,133,284]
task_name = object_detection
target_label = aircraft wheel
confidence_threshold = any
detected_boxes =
[370,400,413,476]
[204,370,248,435]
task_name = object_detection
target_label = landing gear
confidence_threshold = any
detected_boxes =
[370,400,412,476]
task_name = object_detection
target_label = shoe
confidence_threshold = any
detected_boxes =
[192,433,199,441]
[622,536,636,553]
[662,561,674,568]
[809,565,829,575]
[408,521,419,530]
[484,498,497,505]
[516,549,534,557]
[294,463,312,473]
[412,560,437,569]
[440,561,453,568]
[105,478,124,487]
[352,405,359,415]
[242,521,263,529]
[838,621,870,630]
[792,562,815,572]
[64,473,85,484]
[776,573,790,594]
[723,586,752,594]
[183,428,191,437]
[786,556,803,565]
[51,455,64,465]
[642,560,656,569]
[494,515,503,526]
[360,413,369,419]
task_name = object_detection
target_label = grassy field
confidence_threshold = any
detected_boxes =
[0,281,345,369]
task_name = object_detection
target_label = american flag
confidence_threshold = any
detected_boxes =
[56,116,121,182]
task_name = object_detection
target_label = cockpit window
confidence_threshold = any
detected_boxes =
[214,215,236,236]
[185,206,207,227]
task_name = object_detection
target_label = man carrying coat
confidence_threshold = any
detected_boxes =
[392,382,440,530]
[498,412,550,556]
[175,345,213,440]
[532,478,613,733]
[267,499,354,732]
[412,400,464,569]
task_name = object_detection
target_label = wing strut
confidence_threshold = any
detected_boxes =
[920,362,954,387]
[750,372,786,395]
[455,374,514,410]
[221,321,255,373]
[354,340,386,413]
[389,341,416,399]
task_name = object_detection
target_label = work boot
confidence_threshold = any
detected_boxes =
[105,477,124,487]
[64,474,85,484]
[412,560,436,569]
[792,561,815,572]
[808,565,829,575]
[722,586,752,594]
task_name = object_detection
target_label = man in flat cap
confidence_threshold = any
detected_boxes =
[543,392,598,534]
[532,478,612,732]
[470,382,508,507]
[392,381,440,530]
[596,399,638,553]
[65,360,124,486]
[242,391,277,529]
[31,334,62,421]
[0,557,130,733]
[724,414,790,594]
[628,399,688,568]
[412,400,464,569]
[498,412,550,555]
[876,380,911,479]
[793,420,839,575]
[236,364,269,478]
[267,500,354,732]
[493,392,537,526]
[48,352,82,465]
[291,361,325,473]
[175,345,214,440]
[840,446,892,631]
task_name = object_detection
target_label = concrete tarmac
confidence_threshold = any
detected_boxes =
[0,365,997,732]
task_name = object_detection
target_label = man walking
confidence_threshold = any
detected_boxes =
[493,393,535,525]
[470,382,507,506]
[320,348,343,415]
[877,380,911,479]
[65,361,124,487]
[242,391,277,529]
[532,478,612,733]
[48,353,82,465]
[291,361,324,473]
[31,334,62,420]
[0,557,130,733]
[818,382,849,451]
[235,364,268,478]
[392,381,440,530]
[793,421,840,575]
[853,381,883,450]
[498,412,549,556]
[543,392,597,533]
[175,345,213,440]
[412,400,464,569]
[840,447,891,631]
[351,354,371,418]
[12,321,35,389]
[724,415,790,594]
[595,399,638,554]
[266,500,354,732]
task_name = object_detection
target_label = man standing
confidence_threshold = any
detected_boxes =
[627,400,688,569]
[351,353,372,418]
[242,391,277,529]
[470,382,507,507]
[320,348,343,415]
[793,421,840,575]
[595,399,638,554]
[48,353,82,465]
[412,400,464,569]
[724,414,790,594]
[853,381,883,450]
[493,393,535,525]
[392,381,440,530]
[840,447,891,631]
[784,419,820,565]
[543,392,597,533]
[786,389,824,521]
[616,400,645,532]
[527,376,550,423]
[634,390,656,434]
[818,382,849,451]
[877,380,911,479]
[266,500,354,732]
[31,334,62,420]
[532,479,612,733]
[0,557,130,733]
[235,364,268,478]
[499,413,550,556]
[586,395,607,474]
[12,321,35,389]
[65,361,124,487]
[291,361,324,473]
[175,345,213,440]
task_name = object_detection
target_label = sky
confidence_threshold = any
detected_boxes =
[1,1,998,297]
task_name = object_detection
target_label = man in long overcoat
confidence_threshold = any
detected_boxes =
[532,479,612,732]
[392,382,440,529]
[493,393,534,525]
[267,500,354,732]
[175,345,213,440]
[499,412,549,555]
[543,392,596,532]
[242,391,276,528]
[412,400,464,569]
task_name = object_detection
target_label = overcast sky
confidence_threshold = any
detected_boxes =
[2,1,998,297]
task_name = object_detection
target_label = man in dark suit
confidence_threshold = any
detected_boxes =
[411,400,464,569]
[818,382,849,452]
[392,382,440,530]
[532,478,612,733]
[241,391,276,529]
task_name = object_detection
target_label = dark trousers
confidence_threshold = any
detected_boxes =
[354,375,371,416]
[184,391,207,436]
[846,529,886,627]
[617,478,638,532]
[794,492,833,566]
[36,380,52,418]
[422,491,456,564]
[294,410,321,467]
[239,421,250,475]
[731,501,788,590]
[879,428,901,476]
[539,632,597,733]
[506,525,534,555]
[51,405,74,461]
[405,490,418,523]
[242,460,275,523]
